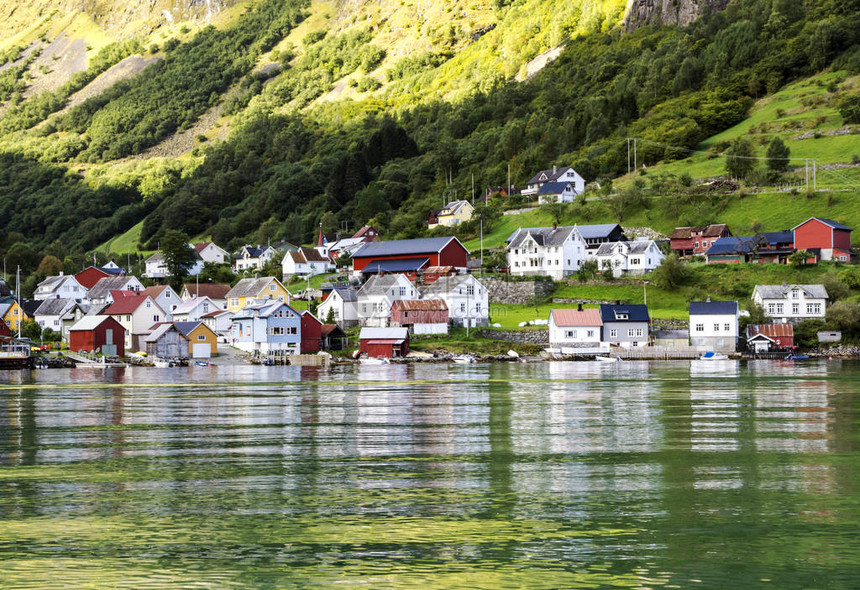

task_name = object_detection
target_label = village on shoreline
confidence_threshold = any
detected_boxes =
[2,166,858,369]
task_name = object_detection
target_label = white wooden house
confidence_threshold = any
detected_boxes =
[420,274,489,328]
[506,225,587,280]
[594,240,665,277]
[688,300,739,353]
[752,284,828,322]
[356,274,418,327]
[317,287,359,328]
[522,166,585,196]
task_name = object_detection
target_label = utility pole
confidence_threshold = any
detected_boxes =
[16,265,21,339]
[627,138,638,174]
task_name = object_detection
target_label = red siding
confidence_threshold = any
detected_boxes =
[69,318,126,356]
[834,229,851,250]
[300,312,322,354]
[352,239,468,272]
[794,219,834,251]
[359,338,409,358]
[75,267,110,290]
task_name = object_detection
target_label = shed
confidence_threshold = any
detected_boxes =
[174,321,218,358]
[145,324,189,359]
[390,300,449,334]
[300,311,323,354]
[746,324,794,352]
[817,331,841,343]
[359,327,409,358]
[320,324,348,350]
[68,315,126,356]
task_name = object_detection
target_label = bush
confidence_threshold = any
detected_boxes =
[838,93,860,124]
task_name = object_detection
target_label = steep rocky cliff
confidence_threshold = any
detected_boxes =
[624,0,730,31]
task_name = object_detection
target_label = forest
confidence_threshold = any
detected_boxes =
[0,0,857,264]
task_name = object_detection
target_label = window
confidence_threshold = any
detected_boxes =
[695,323,704,332]
[775,304,784,314]
[587,330,595,338]
[400,287,406,296]
[724,323,731,332]
[635,329,643,337]
[767,303,777,314]
[361,304,367,313]
[289,327,297,335]
[609,329,617,338]
[791,289,800,299]
[476,303,481,313]
[807,303,821,315]
[792,303,799,314]
[628,329,635,337]
[269,284,276,291]
[153,315,160,323]
[145,301,151,308]
[231,298,239,307]
[565,330,574,338]
[197,335,206,341]
[460,303,466,313]
[271,327,285,335]
[166,291,171,298]
[126,315,131,322]
[714,323,720,332]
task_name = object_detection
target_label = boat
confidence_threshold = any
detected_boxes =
[595,355,620,363]
[452,355,477,364]
[153,359,176,368]
[194,360,215,367]
[785,354,809,360]
[360,357,390,365]
[699,352,730,360]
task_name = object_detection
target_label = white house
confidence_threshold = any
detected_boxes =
[548,306,605,351]
[356,274,418,327]
[142,285,181,319]
[282,247,334,278]
[317,287,359,327]
[506,225,587,280]
[594,240,665,277]
[752,284,828,322]
[193,242,230,264]
[171,296,219,323]
[201,309,235,341]
[34,298,82,338]
[688,300,739,353]
[536,181,580,204]
[33,274,87,301]
[234,245,277,272]
[522,166,585,196]
[144,251,204,279]
[103,292,166,351]
[420,274,489,328]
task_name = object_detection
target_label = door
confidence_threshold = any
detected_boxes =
[192,343,211,359]
[102,329,117,356]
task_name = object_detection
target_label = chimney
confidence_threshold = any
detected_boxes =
[616,300,621,305]
[553,165,557,174]
[706,296,711,302]
[552,222,557,231]
[577,303,583,311]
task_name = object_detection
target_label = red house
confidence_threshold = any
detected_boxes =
[352,225,380,242]
[351,237,469,274]
[0,319,11,338]
[358,327,409,358]
[746,324,794,352]
[792,217,854,262]
[300,311,322,354]
[68,315,126,356]
[670,225,732,257]
[390,300,448,334]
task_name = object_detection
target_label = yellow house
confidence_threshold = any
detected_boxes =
[428,200,475,229]
[175,321,219,357]
[1,300,29,333]
[225,277,291,312]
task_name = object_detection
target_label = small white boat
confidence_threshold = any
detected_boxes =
[596,355,620,363]
[360,357,390,365]
[699,352,730,360]
[452,355,477,364]
[153,359,176,368]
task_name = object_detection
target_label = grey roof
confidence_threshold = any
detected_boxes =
[526,166,573,185]
[595,240,654,256]
[173,321,205,337]
[352,237,464,259]
[88,277,137,300]
[421,274,475,297]
[0,303,11,318]
[0,278,12,297]
[145,323,187,343]
[35,275,67,291]
[21,300,41,316]
[330,287,358,302]
[705,236,759,256]
[689,301,739,315]
[358,274,411,297]
[34,298,77,316]
[360,258,429,274]
[577,224,624,240]
[225,278,280,299]
[753,284,829,299]
[508,226,580,249]
[145,252,164,263]
[359,327,408,340]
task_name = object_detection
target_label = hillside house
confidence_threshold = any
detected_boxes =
[180,282,231,307]
[428,200,475,228]
[34,298,86,340]
[233,245,277,272]
[792,217,854,262]
[522,166,585,197]
[688,300,739,353]
[594,240,664,277]
[86,276,144,307]
[144,251,204,279]
[670,225,732,257]
[704,236,759,263]
[171,296,218,323]
[142,285,181,319]
[194,242,230,264]
[756,231,795,264]
[390,300,449,334]
[282,247,334,278]
[506,225,587,279]
[536,181,580,204]
[752,284,828,322]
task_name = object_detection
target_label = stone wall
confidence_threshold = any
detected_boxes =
[484,278,554,305]
[476,329,549,346]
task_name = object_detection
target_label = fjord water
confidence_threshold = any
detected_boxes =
[1,361,858,589]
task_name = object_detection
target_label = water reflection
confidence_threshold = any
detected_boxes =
[0,361,857,588]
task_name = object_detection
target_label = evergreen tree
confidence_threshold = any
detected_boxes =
[725,137,755,180]
[766,136,790,172]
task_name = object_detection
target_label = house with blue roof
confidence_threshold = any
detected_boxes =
[522,166,585,197]
[537,181,579,205]
[231,300,302,356]
[599,303,650,348]
[689,300,739,353]
[704,236,760,263]
[351,237,469,276]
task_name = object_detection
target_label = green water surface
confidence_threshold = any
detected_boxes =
[0,360,858,588]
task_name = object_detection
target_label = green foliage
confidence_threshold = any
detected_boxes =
[826,300,860,340]
[793,319,825,348]
[725,137,755,179]
[20,320,41,341]
[765,136,790,172]
[160,230,197,291]
[651,254,690,290]
[789,249,811,266]
[839,93,860,124]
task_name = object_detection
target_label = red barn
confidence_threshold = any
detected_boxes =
[351,237,469,274]
[359,327,409,358]
[746,324,794,353]
[68,315,126,356]
[792,217,854,262]
[300,311,322,354]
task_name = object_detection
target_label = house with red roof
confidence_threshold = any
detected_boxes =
[104,291,166,351]
[193,242,230,264]
[792,217,854,262]
[549,306,603,349]
[142,285,181,319]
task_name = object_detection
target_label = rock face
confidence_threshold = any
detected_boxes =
[624,0,730,31]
